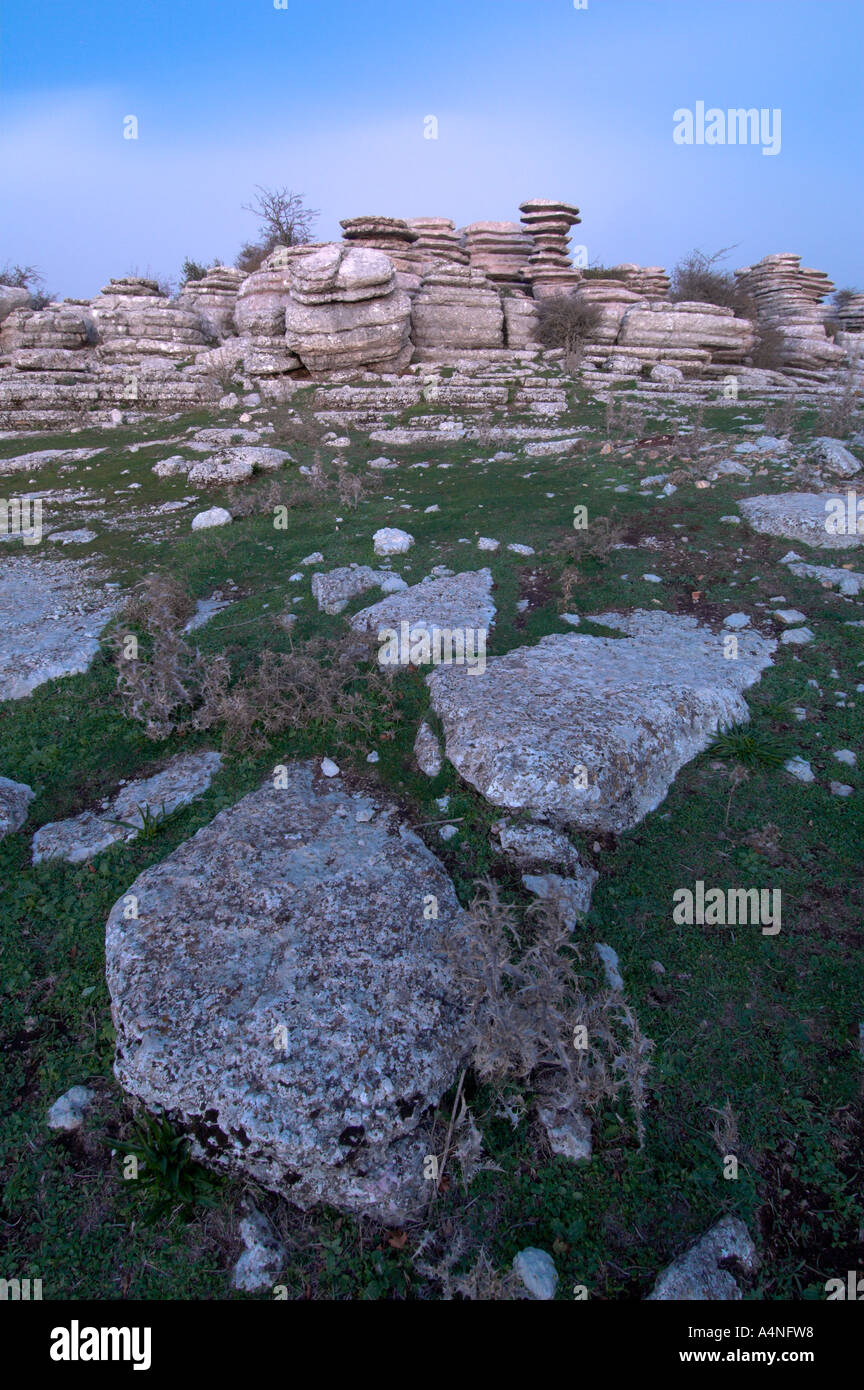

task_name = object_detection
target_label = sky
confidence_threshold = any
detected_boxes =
[0,0,861,299]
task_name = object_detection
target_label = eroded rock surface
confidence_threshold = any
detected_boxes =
[105,762,469,1221]
[424,610,774,833]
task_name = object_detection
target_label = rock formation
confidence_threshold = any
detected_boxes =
[519,198,583,296]
[178,265,244,340]
[463,221,533,285]
[734,254,847,377]
[411,264,504,357]
[284,243,412,375]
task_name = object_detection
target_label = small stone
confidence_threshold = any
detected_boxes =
[784,757,815,783]
[320,758,340,778]
[439,824,458,842]
[780,627,814,645]
[47,1085,95,1132]
[512,1247,558,1301]
[830,781,854,797]
[300,551,324,566]
[373,527,414,556]
[507,543,535,556]
[414,721,443,777]
[833,749,856,766]
[724,613,750,629]
[366,751,379,763]
[477,537,500,552]
[595,942,624,992]
[191,507,231,530]
[642,573,663,584]
[773,609,807,626]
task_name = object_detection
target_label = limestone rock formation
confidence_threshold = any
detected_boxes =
[178,266,244,340]
[463,222,533,285]
[735,254,846,376]
[411,265,504,355]
[284,244,412,375]
[519,198,583,296]
[89,278,211,363]
[105,762,469,1221]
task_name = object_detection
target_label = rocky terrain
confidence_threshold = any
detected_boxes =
[1,205,863,1302]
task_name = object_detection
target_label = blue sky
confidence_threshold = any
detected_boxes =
[1,0,861,298]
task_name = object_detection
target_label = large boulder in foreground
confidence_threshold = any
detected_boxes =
[421,610,775,834]
[105,762,468,1221]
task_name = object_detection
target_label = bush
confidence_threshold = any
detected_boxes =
[670,247,752,316]
[581,264,628,281]
[534,294,602,362]
[235,186,319,274]
[181,258,212,284]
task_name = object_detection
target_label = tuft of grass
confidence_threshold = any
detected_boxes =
[115,1112,223,1217]
[710,723,785,768]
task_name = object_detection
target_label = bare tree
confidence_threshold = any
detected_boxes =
[235,186,319,274]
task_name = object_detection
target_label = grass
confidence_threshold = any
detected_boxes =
[1,377,863,1298]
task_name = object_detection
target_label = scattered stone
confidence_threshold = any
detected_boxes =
[425,610,774,834]
[830,781,854,797]
[311,564,407,615]
[32,751,221,864]
[522,870,597,928]
[373,527,414,556]
[536,1104,592,1162]
[414,721,443,777]
[647,1216,759,1301]
[477,537,500,552]
[512,1247,558,1301]
[780,626,814,645]
[507,543,535,556]
[833,749,857,766]
[47,1085,95,1133]
[595,942,624,991]
[300,551,324,565]
[191,507,231,530]
[0,776,35,837]
[773,608,807,625]
[320,758,340,778]
[723,613,750,629]
[350,569,495,644]
[231,1206,284,1293]
[0,556,121,700]
[739,494,861,550]
[785,757,815,783]
[808,437,862,478]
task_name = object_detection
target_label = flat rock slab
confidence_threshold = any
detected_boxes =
[311,563,407,615]
[423,609,775,834]
[105,762,468,1221]
[349,569,495,642]
[32,750,222,864]
[0,447,106,476]
[0,556,121,701]
[739,493,862,550]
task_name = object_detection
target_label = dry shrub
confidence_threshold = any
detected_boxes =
[123,572,197,633]
[604,396,646,438]
[450,878,653,1147]
[670,247,751,316]
[535,294,603,365]
[814,370,863,439]
[115,585,400,753]
[201,633,400,754]
[762,396,800,438]
[750,323,786,370]
[413,1231,521,1301]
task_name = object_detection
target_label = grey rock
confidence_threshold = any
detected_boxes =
[414,721,443,777]
[808,437,862,478]
[231,1207,283,1293]
[536,1104,592,1162]
[0,555,121,701]
[522,870,597,929]
[311,564,407,615]
[0,776,35,837]
[350,569,495,645]
[191,507,231,530]
[424,610,774,834]
[512,1247,558,1301]
[32,751,221,864]
[595,942,624,991]
[47,1085,95,1132]
[647,1216,759,1301]
[739,494,861,550]
[105,762,469,1221]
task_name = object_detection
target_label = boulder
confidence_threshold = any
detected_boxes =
[105,763,469,1221]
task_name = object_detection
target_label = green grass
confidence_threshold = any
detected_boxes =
[1,383,863,1299]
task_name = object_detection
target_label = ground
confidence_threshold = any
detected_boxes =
[1,371,862,1300]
